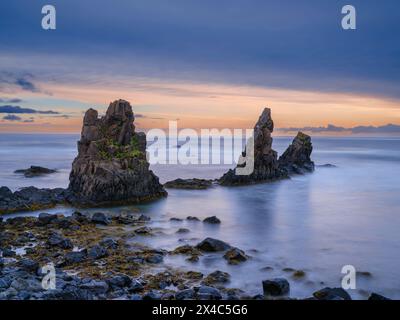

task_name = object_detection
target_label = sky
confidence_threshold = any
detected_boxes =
[0,0,399,134]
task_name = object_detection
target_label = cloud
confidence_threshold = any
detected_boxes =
[0,105,59,114]
[15,78,38,92]
[3,114,22,121]
[278,124,400,135]
[135,113,165,120]
[0,98,23,103]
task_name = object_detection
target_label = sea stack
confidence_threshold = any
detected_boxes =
[278,132,315,174]
[219,108,315,186]
[219,108,284,185]
[68,99,166,205]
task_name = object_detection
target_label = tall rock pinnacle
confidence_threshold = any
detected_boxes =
[68,99,166,205]
[219,108,283,185]
[219,108,315,186]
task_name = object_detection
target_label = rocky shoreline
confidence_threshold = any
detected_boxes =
[0,211,390,300]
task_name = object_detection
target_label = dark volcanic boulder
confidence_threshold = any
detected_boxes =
[278,132,315,174]
[262,278,290,296]
[196,238,231,252]
[14,166,57,178]
[219,108,284,185]
[68,99,166,205]
[313,287,352,300]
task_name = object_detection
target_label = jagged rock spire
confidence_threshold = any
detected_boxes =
[68,99,166,205]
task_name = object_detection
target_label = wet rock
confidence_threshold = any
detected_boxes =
[292,270,306,279]
[88,245,108,260]
[68,99,167,206]
[196,238,231,252]
[278,132,315,174]
[145,253,164,264]
[223,247,248,264]
[262,278,290,296]
[219,108,284,185]
[63,249,88,265]
[47,232,73,249]
[186,216,200,222]
[130,294,143,300]
[313,287,352,300]
[91,212,111,225]
[203,271,231,285]
[17,258,39,273]
[176,228,190,234]
[368,293,391,300]
[2,248,16,257]
[0,186,67,215]
[170,217,183,222]
[203,216,221,224]
[197,286,222,300]
[99,238,118,250]
[138,214,151,222]
[135,226,152,235]
[80,280,109,295]
[164,178,213,190]
[107,275,132,289]
[14,166,57,178]
[38,212,58,225]
[186,271,204,280]
[142,290,162,300]
[176,288,196,300]
[317,163,337,168]
[11,278,42,292]
[128,279,144,293]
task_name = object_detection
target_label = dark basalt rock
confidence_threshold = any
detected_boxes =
[223,247,248,264]
[0,186,67,215]
[278,132,315,174]
[164,178,213,190]
[368,293,391,300]
[203,216,221,224]
[219,108,315,186]
[196,238,231,252]
[262,278,290,296]
[219,108,283,185]
[14,166,57,178]
[68,99,167,206]
[313,287,352,300]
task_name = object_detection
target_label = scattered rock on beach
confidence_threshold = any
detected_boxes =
[203,216,221,224]
[313,287,352,300]
[223,247,248,264]
[196,238,231,252]
[262,278,290,296]
[91,212,111,225]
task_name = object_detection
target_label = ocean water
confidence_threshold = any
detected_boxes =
[1,133,400,299]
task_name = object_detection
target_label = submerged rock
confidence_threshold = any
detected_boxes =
[223,247,248,264]
[68,99,167,206]
[14,166,57,178]
[278,132,315,174]
[368,293,391,300]
[164,178,213,190]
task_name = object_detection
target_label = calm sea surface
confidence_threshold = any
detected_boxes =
[1,133,400,299]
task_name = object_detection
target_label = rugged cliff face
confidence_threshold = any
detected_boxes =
[219,108,284,185]
[278,132,315,174]
[68,99,166,205]
[219,108,315,186]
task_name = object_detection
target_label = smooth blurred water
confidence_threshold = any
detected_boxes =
[1,133,400,299]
